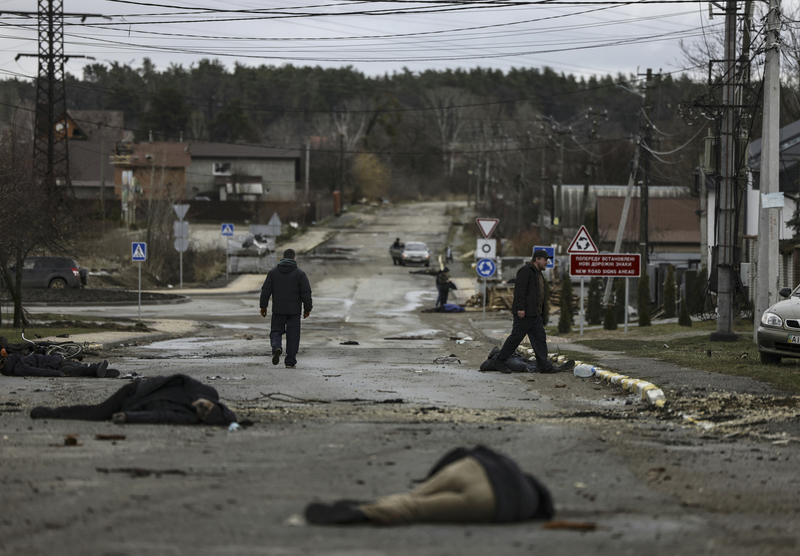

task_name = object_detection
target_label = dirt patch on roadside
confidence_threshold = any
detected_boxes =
[6,289,184,304]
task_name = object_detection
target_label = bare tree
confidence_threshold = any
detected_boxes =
[0,120,84,328]
[424,87,476,178]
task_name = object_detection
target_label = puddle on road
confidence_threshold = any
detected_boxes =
[385,290,436,315]
[146,336,254,351]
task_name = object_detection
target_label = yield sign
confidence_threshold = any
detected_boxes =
[475,218,499,239]
[567,225,599,254]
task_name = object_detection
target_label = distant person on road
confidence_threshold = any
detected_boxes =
[493,249,571,374]
[0,346,116,378]
[304,445,555,525]
[445,245,453,264]
[391,238,403,250]
[29,374,239,425]
[435,267,454,308]
[260,248,313,368]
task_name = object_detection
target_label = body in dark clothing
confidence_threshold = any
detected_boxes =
[260,248,313,367]
[304,445,554,525]
[30,374,238,425]
[1,351,114,378]
[494,252,555,373]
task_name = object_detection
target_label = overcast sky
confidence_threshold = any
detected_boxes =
[0,1,733,82]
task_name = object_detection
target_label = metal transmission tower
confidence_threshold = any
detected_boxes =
[33,0,68,191]
[15,1,94,192]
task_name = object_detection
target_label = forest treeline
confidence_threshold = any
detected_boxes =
[0,59,793,237]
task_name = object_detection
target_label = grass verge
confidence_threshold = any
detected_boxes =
[551,319,800,394]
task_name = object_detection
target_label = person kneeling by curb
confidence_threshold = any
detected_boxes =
[304,445,554,525]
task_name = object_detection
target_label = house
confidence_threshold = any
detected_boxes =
[65,111,126,201]
[185,142,301,201]
[111,142,191,223]
[596,196,702,266]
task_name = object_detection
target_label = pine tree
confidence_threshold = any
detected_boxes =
[603,304,618,330]
[638,270,651,327]
[557,277,573,333]
[678,293,692,326]
[614,278,626,323]
[663,265,676,318]
[587,277,602,325]
[542,277,551,325]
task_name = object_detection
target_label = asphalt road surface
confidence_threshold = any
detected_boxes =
[2,202,799,556]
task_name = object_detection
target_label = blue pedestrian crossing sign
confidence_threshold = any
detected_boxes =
[533,245,555,269]
[131,242,147,262]
[476,258,496,278]
[221,223,234,236]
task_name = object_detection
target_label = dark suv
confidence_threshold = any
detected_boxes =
[9,257,88,289]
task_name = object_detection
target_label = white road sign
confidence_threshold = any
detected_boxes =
[476,238,497,259]
[567,225,599,254]
[475,218,499,238]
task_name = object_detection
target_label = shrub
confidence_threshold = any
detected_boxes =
[638,270,651,327]
[663,265,676,318]
[614,278,626,323]
[603,304,618,330]
[587,277,602,325]
[678,293,692,327]
[557,277,573,333]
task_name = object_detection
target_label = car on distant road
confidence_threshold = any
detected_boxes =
[7,256,87,289]
[400,242,431,267]
[757,285,800,364]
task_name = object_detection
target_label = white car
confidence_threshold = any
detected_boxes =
[400,242,431,267]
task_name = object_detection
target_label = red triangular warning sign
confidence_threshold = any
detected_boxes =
[476,218,499,239]
[567,225,598,254]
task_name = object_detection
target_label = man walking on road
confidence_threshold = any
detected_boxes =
[493,249,569,374]
[260,248,312,368]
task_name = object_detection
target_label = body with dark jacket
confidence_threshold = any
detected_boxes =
[1,350,113,378]
[305,445,555,525]
[259,248,313,367]
[493,250,554,373]
[30,374,238,425]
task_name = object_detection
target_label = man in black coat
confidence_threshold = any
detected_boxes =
[493,249,564,374]
[260,248,313,368]
[30,374,238,425]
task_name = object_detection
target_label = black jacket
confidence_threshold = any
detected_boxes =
[512,261,544,317]
[427,445,555,522]
[260,259,313,315]
[2,353,65,377]
[121,374,238,425]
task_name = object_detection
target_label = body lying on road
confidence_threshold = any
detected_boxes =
[305,445,554,525]
[29,374,239,426]
[1,348,115,378]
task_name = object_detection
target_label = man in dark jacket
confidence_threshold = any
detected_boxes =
[29,374,238,425]
[260,248,313,368]
[493,249,563,374]
[304,445,555,525]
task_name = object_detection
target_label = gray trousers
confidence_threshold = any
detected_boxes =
[359,456,496,524]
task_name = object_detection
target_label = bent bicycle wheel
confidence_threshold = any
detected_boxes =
[46,343,83,360]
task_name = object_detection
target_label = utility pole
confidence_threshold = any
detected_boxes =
[639,69,653,272]
[580,109,605,220]
[552,126,571,228]
[755,0,782,341]
[711,1,739,342]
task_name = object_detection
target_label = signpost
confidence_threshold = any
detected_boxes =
[475,218,499,239]
[221,224,234,279]
[173,204,190,288]
[567,226,599,336]
[570,252,641,334]
[132,242,147,321]
[476,258,496,321]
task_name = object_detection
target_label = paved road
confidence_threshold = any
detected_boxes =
[2,202,799,555]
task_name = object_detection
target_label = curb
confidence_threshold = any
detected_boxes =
[100,332,176,351]
[24,296,191,307]
[592,369,666,408]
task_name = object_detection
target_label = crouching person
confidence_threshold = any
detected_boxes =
[1,347,115,378]
[30,374,238,426]
[304,445,554,525]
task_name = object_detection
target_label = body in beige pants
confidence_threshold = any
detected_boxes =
[359,456,496,524]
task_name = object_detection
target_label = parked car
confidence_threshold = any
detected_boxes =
[757,285,800,364]
[8,257,87,289]
[400,242,431,267]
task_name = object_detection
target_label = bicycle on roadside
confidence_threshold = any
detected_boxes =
[12,330,92,361]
